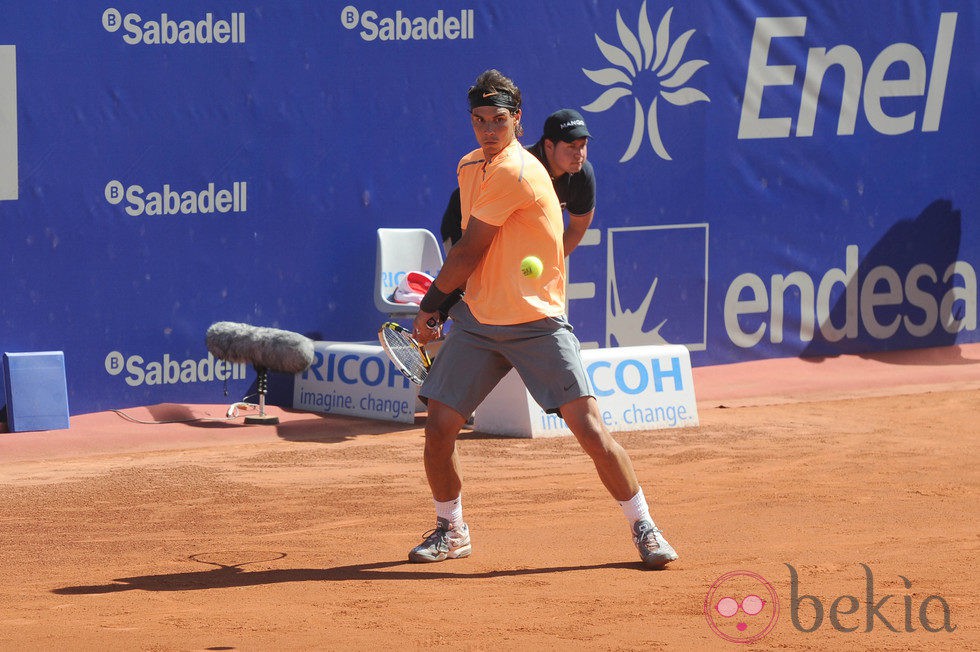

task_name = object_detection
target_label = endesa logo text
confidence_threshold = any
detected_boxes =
[102,8,246,45]
[725,244,977,347]
[104,180,247,217]
[340,5,474,42]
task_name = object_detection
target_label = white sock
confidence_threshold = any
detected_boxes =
[434,495,464,529]
[619,487,653,527]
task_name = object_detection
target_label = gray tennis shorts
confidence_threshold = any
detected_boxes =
[419,301,592,418]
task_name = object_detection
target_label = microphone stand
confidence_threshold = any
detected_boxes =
[244,365,279,425]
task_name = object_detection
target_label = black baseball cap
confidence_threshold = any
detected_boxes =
[543,109,591,143]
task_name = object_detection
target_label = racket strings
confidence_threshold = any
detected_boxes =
[380,325,430,383]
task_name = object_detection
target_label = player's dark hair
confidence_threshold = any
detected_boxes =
[468,69,524,138]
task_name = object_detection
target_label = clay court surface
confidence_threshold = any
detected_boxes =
[1,345,977,650]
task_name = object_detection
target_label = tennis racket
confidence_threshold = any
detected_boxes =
[378,322,432,386]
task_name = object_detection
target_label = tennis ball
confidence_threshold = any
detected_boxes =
[520,255,543,279]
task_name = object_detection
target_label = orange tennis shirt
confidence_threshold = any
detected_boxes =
[457,138,566,325]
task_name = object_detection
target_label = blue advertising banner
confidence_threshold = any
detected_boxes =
[0,1,976,414]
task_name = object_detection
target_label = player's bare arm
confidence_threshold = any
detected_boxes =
[563,209,594,255]
[413,217,499,342]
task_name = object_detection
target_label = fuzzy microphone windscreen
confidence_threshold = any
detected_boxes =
[206,321,315,374]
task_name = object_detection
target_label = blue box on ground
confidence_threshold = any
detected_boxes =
[2,351,70,432]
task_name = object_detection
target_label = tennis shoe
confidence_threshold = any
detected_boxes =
[408,517,471,563]
[632,519,678,569]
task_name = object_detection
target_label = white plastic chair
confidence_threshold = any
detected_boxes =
[374,228,444,318]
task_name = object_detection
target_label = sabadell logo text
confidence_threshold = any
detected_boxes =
[102,8,246,45]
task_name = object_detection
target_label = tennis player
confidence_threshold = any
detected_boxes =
[408,69,678,570]
[440,108,596,257]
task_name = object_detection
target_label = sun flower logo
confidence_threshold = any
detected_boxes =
[582,2,709,162]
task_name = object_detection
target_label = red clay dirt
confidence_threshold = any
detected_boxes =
[1,344,977,650]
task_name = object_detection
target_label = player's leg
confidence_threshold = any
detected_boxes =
[408,398,472,563]
[422,399,467,502]
[506,316,679,569]
[558,395,678,569]
[558,395,638,501]
[410,309,512,562]
[504,319,636,497]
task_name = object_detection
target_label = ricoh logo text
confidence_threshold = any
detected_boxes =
[102,8,246,45]
[104,180,247,217]
[340,5,474,42]
[534,349,697,434]
[302,350,411,389]
[587,355,692,428]
[587,356,685,397]
[105,351,246,387]
[296,349,415,421]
